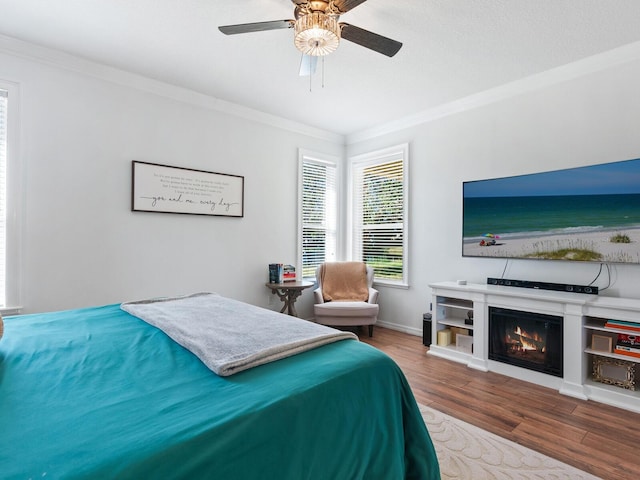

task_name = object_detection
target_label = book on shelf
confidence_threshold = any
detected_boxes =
[283,264,296,282]
[614,346,640,359]
[615,333,640,358]
[268,263,283,284]
[604,319,640,331]
[617,333,640,348]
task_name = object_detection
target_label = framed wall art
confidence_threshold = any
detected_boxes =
[131,161,244,217]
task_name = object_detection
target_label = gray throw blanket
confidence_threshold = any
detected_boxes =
[121,292,357,376]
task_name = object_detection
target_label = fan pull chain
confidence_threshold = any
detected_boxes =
[306,54,327,92]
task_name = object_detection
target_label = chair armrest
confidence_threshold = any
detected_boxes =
[314,288,325,304]
[368,287,379,304]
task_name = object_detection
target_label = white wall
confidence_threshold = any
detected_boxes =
[0,46,343,314]
[5,39,640,333]
[348,54,640,335]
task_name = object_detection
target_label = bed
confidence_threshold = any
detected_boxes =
[0,294,440,479]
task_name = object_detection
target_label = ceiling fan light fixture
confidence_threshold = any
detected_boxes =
[294,12,340,56]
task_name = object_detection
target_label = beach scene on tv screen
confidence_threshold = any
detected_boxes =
[462,158,640,264]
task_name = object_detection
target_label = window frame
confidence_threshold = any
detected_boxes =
[0,79,22,313]
[297,149,340,281]
[348,143,409,288]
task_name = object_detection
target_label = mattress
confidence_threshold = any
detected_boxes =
[0,302,440,479]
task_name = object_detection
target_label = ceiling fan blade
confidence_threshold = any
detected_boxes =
[339,23,402,57]
[333,0,369,13]
[299,54,318,76]
[218,20,294,35]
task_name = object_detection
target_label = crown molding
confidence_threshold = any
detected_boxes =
[346,40,640,145]
[0,34,344,144]
[5,33,639,148]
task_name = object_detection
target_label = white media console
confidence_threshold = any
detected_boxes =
[429,281,640,414]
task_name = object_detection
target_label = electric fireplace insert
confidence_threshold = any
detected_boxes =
[488,307,563,377]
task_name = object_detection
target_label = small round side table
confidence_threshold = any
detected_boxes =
[265,280,314,317]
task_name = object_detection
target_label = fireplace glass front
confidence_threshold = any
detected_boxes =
[488,307,563,377]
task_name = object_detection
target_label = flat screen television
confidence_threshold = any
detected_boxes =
[462,157,640,264]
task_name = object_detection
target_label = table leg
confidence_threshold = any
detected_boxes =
[270,288,304,317]
[272,289,289,314]
[285,289,303,317]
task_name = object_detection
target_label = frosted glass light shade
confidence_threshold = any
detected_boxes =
[294,12,340,56]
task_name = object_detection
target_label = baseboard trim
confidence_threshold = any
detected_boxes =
[306,315,422,338]
[376,320,421,337]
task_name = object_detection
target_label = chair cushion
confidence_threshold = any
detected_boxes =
[314,301,379,318]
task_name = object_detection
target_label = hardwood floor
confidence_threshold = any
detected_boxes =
[359,326,640,480]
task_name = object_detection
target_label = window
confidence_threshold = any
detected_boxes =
[0,81,20,312]
[298,150,338,279]
[350,144,408,286]
[0,89,7,306]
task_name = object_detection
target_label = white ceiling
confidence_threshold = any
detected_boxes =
[1,0,640,136]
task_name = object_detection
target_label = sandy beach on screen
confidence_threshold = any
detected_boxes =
[464,227,640,263]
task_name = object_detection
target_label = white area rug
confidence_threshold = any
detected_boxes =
[419,404,601,480]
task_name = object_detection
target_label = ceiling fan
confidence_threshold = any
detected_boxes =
[218,0,403,69]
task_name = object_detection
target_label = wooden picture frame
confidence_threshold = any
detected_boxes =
[592,356,636,391]
[131,161,244,217]
[591,334,613,353]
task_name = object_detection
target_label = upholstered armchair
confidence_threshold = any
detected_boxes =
[313,262,379,337]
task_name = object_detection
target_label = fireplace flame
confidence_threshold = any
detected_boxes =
[506,326,545,352]
[518,336,538,351]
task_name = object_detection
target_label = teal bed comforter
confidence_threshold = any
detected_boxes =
[0,303,440,479]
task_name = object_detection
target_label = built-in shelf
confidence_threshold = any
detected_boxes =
[432,343,473,358]
[584,347,640,363]
[438,317,475,331]
[584,319,640,336]
[583,378,640,402]
[437,299,473,310]
[429,281,640,414]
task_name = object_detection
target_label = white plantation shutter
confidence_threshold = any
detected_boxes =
[351,145,408,285]
[299,154,337,279]
[0,89,7,305]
